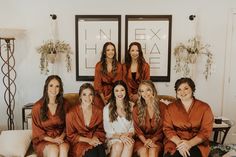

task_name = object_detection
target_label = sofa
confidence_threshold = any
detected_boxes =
[0,93,176,157]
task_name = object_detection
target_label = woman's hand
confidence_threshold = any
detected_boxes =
[53,136,65,145]
[88,136,102,147]
[119,134,134,146]
[144,138,158,148]
[176,140,191,157]
[44,136,64,145]
[178,148,190,157]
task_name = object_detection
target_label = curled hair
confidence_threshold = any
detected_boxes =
[40,75,65,121]
[174,77,196,98]
[100,42,118,75]
[109,80,132,122]
[78,83,95,103]
[137,80,160,130]
[125,42,146,79]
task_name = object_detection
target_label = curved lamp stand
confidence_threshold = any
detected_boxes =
[0,37,16,130]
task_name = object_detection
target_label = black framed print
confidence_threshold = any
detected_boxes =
[125,15,172,82]
[75,15,121,81]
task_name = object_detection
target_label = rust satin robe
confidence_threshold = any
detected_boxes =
[94,62,123,107]
[163,99,213,157]
[32,99,69,157]
[66,104,105,157]
[122,62,150,102]
[132,102,166,155]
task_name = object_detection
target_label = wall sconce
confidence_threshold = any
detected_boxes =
[0,28,25,130]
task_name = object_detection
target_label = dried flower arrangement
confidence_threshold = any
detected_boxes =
[37,40,72,74]
[173,37,213,80]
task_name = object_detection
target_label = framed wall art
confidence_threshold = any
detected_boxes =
[75,15,121,81]
[125,15,172,82]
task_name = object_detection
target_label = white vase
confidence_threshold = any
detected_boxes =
[189,53,198,64]
[47,52,57,64]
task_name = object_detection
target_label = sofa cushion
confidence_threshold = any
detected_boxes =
[0,129,32,157]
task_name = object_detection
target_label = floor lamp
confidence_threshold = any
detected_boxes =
[0,28,24,130]
[0,37,16,130]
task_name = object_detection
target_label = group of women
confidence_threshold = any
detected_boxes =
[32,41,214,157]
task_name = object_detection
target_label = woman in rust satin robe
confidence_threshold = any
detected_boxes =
[163,77,214,157]
[32,75,69,157]
[132,80,166,157]
[123,42,150,102]
[66,83,106,157]
[94,42,122,106]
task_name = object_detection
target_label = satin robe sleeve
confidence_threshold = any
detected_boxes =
[32,100,47,144]
[122,64,138,101]
[65,106,80,145]
[103,104,115,138]
[142,62,150,80]
[163,104,178,140]
[132,106,145,138]
[93,107,106,142]
[115,63,123,80]
[121,64,131,95]
[94,62,103,93]
[196,105,214,141]
[151,102,166,142]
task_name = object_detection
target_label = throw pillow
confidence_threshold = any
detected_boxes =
[0,129,32,157]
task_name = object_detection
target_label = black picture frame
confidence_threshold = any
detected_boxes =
[125,15,172,82]
[75,15,121,81]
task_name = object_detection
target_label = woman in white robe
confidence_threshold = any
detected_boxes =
[103,80,134,157]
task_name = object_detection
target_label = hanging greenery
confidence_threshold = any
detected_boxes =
[173,37,213,80]
[37,40,72,74]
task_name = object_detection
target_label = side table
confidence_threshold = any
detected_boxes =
[22,103,33,129]
[213,121,231,144]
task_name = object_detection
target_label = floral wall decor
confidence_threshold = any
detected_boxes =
[173,37,213,80]
[37,40,72,74]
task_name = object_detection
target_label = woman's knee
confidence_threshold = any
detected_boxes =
[111,142,124,153]
[59,143,69,150]
[59,142,69,153]
[124,142,134,151]
[43,144,59,157]
[138,147,148,157]
[149,147,159,157]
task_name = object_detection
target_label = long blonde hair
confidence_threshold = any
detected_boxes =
[137,80,160,130]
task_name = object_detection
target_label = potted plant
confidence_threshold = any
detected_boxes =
[173,37,213,80]
[37,40,72,74]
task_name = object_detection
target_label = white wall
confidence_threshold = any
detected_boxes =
[0,0,235,129]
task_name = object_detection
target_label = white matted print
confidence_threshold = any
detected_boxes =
[75,15,121,81]
[125,15,172,82]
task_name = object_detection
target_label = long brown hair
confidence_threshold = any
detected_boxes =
[40,75,65,121]
[137,80,160,130]
[109,80,132,122]
[100,42,118,75]
[125,42,147,78]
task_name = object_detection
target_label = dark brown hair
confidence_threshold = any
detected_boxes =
[40,75,65,121]
[174,77,196,98]
[125,42,147,79]
[109,80,132,122]
[100,42,118,75]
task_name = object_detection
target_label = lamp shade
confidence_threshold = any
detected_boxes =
[0,28,26,38]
